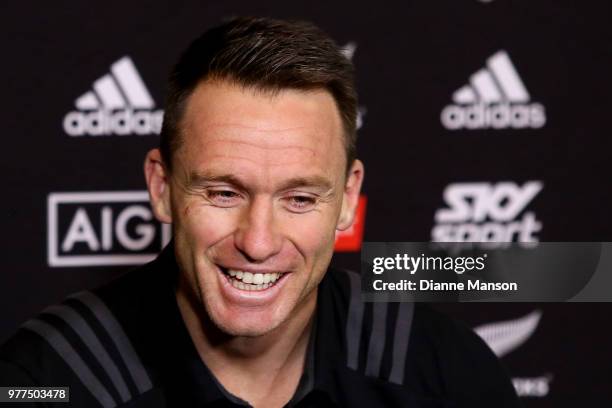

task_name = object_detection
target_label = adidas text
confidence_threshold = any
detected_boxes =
[441,102,546,130]
[63,109,164,136]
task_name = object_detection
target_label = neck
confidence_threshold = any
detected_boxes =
[176,277,317,406]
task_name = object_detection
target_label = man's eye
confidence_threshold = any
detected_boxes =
[207,190,241,206]
[286,195,317,212]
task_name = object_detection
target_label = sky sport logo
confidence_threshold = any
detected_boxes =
[431,181,543,243]
[48,191,171,267]
[62,56,164,137]
[441,50,546,130]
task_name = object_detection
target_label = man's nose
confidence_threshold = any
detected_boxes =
[234,196,283,262]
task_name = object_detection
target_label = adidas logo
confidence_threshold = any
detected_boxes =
[440,50,546,130]
[63,56,164,136]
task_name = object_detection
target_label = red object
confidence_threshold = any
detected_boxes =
[334,195,367,252]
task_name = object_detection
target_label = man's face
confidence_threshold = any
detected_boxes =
[146,80,362,337]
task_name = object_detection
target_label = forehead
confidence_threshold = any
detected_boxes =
[176,80,346,183]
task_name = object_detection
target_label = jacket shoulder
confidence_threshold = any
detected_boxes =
[321,268,519,406]
[0,259,163,407]
[406,304,520,406]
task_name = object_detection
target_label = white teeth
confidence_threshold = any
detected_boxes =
[242,272,253,284]
[226,269,285,291]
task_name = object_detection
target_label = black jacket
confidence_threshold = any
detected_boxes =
[0,245,520,407]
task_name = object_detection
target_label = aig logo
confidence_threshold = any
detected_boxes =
[432,181,543,243]
[48,191,171,267]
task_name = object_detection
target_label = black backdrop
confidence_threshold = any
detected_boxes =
[3,1,612,406]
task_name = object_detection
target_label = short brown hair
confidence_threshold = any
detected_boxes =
[160,16,358,172]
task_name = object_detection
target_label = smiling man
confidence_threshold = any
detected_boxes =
[0,17,519,408]
[154,80,357,339]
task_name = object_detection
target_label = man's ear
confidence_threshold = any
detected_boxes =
[144,148,173,224]
[337,159,364,231]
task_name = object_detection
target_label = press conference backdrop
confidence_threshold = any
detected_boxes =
[2,1,611,406]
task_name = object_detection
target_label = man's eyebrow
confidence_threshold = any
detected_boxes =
[278,176,334,193]
[187,172,334,193]
[187,172,248,191]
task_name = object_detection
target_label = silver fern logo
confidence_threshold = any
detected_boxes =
[474,310,542,357]
[474,311,552,398]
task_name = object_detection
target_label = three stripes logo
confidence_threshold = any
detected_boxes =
[441,50,546,130]
[23,291,153,406]
[63,56,164,137]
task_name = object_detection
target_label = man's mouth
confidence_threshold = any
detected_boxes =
[220,267,287,291]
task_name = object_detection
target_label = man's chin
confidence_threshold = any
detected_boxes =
[209,311,285,337]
